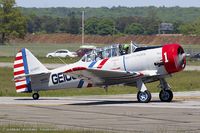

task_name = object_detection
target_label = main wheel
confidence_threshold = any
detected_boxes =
[32,93,40,100]
[159,90,173,102]
[137,90,151,103]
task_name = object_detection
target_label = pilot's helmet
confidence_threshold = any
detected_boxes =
[123,44,129,49]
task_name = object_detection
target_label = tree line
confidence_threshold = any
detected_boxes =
[1,0,200,44]
[26,15,160,35]
[24,10,200,36]
[20,6,200,23]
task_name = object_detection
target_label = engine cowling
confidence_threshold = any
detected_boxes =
[162,44,186,74]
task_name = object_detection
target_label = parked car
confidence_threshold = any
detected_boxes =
[191,53,200,60]
[46,49,78,58]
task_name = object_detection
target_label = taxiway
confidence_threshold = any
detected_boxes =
[0,91,200,132]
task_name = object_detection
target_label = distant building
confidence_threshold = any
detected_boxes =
[158,23,174,34]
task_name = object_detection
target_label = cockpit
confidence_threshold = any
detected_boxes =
[81,42,161,62]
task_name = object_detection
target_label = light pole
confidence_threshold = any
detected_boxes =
[82,11,84,45]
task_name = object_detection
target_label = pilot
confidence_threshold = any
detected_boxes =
[119,44,129,55]
[96,52,103,61]
[123,44,129,54]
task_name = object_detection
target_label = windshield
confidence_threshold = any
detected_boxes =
[81,42,139,62]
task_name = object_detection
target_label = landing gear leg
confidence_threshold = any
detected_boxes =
[32,92,40,100]
[136,79,151,103]
[159,79,173,102]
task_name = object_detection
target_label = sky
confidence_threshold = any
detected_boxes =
[15,0,200,8]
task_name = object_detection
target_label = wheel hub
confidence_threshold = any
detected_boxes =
[159,89,173,102]
[161,91,170,100]
[139,92,148,101]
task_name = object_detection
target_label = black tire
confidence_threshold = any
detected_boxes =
[137,90,151,103]
[48,55,53,58]
[159,90,173,102]
[65,55,70,58]
[32,93,40,100]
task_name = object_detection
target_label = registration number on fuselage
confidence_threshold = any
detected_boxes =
[51,73,76,84]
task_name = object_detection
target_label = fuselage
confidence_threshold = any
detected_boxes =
[13,43,186,102]
[39,43,185,91]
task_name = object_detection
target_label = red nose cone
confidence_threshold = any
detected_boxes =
[162,44,186,74]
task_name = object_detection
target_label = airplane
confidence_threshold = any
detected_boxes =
[13,42,186,103]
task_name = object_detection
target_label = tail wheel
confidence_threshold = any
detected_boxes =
[32,93,40,100]
[137,90,151,103]
[159,90,173,102]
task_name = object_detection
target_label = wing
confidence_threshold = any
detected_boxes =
[64,67,156,86]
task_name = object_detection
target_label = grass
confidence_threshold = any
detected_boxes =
[0,124,189,133]
[0,68,199,97]
[186,57,200,65]
[0,43,199,57]
[187,60,200,65]
[0,43,81,57]
[0,124,104,133]
[183,44,200,51]
[0,43,105,57]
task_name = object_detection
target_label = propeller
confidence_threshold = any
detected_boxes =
[175,47,186,69]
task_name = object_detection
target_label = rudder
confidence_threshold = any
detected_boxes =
[13,48,48,93]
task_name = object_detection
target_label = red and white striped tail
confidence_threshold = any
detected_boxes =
[14,48,32,93]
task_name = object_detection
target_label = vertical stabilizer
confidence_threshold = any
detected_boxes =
[13,48,48,93]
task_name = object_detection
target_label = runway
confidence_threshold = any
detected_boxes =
[0,91,200,132]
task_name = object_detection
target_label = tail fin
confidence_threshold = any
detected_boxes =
[13,48,48,93]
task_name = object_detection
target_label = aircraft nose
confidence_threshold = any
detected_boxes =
[162,44,186,74]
